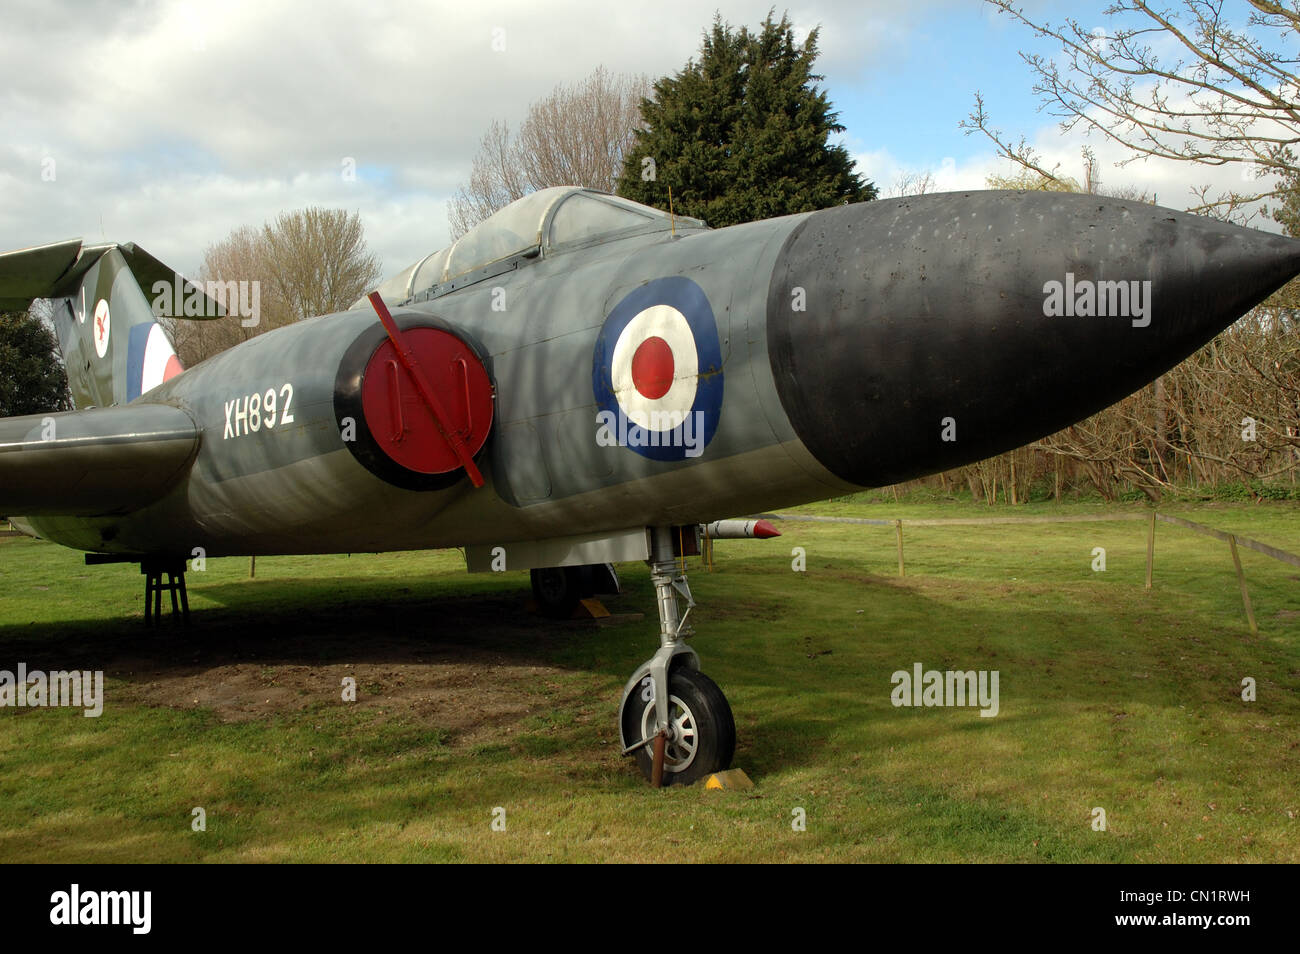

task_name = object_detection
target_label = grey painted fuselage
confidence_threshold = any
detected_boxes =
[22,206,833,557]
[17,189,1300,561]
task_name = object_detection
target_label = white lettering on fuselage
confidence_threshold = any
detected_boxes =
[223,383,295,439]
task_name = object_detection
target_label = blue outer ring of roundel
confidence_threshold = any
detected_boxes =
[591,276,724,462]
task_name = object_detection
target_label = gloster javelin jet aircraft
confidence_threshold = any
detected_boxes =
[2,186,1297,785]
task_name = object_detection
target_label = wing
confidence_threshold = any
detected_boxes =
[0,404,200,516]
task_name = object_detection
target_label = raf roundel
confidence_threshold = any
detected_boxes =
[592,276,724,461]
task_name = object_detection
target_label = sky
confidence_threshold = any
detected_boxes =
[0,0,1277,280]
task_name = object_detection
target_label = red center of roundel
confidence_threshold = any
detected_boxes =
[631,336,674,400]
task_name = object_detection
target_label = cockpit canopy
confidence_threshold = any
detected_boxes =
[367,187,705,308]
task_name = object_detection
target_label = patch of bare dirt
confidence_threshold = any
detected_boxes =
[8,590,630,736]
[117,657,572,727]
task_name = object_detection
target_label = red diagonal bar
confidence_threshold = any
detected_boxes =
[367,292,485,488]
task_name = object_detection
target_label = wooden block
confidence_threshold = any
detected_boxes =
[577,598,611,618]
[705,768,754,791]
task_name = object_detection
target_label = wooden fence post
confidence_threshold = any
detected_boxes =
[1227,535,1258,636]
[895,520,905,577]
[1145,512,1155,589]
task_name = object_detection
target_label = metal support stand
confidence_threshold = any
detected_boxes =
[142,559,189,626]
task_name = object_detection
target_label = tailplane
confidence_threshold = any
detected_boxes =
[0,239,222,408]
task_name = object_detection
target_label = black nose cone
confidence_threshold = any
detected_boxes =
[767,190,1300,487]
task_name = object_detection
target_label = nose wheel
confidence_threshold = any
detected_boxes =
[619,526,736,786]
[620,666,735,786]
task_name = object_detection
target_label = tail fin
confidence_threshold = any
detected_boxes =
[0,239,223,408]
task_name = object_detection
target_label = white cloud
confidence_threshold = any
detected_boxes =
[0,0,917,277]
[860,109,1287,232]
[1,0,1287,292]
[854,148,995,196]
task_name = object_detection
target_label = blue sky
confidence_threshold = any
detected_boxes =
[832,3,1051,173]
[0,1,1269,278]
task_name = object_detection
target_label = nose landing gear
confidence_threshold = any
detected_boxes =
[619,526,735,786]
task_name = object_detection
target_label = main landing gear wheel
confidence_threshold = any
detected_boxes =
[530,564,620,618]
[621,667,735,786]
[530,567,580,618]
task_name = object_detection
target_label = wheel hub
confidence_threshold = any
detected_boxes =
[536,568,565,601]
[639,693,698,772]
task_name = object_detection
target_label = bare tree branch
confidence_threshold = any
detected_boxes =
[968,1,1300,221]
[448,67,649,238]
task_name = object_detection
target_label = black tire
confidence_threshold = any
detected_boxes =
[531,567,581,618]
[621,667,736,786]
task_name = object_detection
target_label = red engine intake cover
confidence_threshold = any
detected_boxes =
[359,327,494,475]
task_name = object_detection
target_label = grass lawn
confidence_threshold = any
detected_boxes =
[1,497,1297,862]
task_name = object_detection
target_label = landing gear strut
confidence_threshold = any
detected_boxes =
[619,526,735,786]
